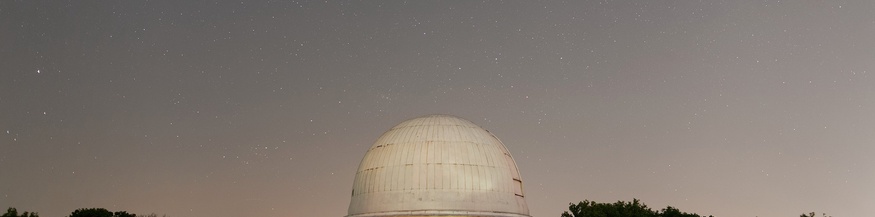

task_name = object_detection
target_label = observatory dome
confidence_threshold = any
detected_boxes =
[347,114,530,217]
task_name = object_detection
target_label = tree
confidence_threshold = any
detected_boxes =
[3,207,39,217]
[563,199,653,217]
[561,198,712,217]
[800,212,831,217]
[69,208,112,217]
[113,211,136,217]
[68,208,136,217]
[660,206,704,217]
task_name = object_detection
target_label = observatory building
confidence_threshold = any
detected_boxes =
[347,114,530,217]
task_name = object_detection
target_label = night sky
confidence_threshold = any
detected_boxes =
[2,1,874,217]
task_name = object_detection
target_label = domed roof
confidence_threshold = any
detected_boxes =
[347,114,530,217]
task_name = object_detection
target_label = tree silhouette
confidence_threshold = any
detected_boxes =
[800,212,831,217]
[68,208,136,217]
[2,207,39,217]
[113,211,136,217]
[561,198,712,217]
[69,208,112,217]
[660,206,704,217]
[134,214,166,217]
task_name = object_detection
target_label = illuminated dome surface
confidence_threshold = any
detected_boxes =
[347,114,530,217]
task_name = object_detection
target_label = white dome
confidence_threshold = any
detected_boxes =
[347,114,530,217]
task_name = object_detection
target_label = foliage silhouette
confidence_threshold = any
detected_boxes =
[800,212,831,217]
[68,208,136,217]
[561,198,711,217]
[2,208,38,217]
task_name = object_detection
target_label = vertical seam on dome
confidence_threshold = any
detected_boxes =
[456,122,464,189]
[379,128,395,193]
[455,122,464,191]
[387,128,399,193]
[457,124,465,191]
[505,153,516,193]
[477,133,487,191]
[427,116,435,190]
[372,138,382,194]
[486,132,496,191]
[493,139,505,192]
[396,125,407,192]
[483,132,493,167]
[464,127,474,192]
[366,157,373,194]
[365,146,375,194]
[425,120,433,191]
[443,124,451,190]
[435,122,443,190]
[403,122,415,192]
[374,134,383,193]
[472,133,482,191]
[415,116,423,191]
[473,127,482,192]
[428,116,436,190]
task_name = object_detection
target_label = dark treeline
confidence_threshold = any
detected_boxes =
[3,208,165,217]
[561,198,831,217]
[561,198,712,217]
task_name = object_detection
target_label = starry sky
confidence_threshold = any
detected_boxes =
[2,1,874,217]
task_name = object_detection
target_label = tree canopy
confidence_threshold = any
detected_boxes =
[68,208,135,217]
[561,198,712,217]
[2,207,38,217]
[800,212,832,217]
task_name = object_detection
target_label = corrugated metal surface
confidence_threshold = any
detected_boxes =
[347,114,530,217]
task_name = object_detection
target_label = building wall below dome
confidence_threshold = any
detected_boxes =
[348,189,528,216]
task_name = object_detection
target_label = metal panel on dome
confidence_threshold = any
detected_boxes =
[347,114,530,217]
